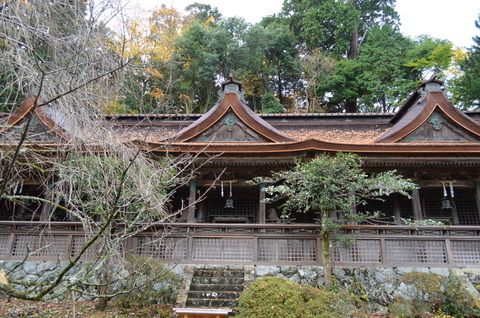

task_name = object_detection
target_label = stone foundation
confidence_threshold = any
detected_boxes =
[1,260,479,311]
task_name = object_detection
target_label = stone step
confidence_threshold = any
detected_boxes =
[191,277,244,285]
[186,298,239,308]
[194,270,244,278]
[189,283,244,292]
[187,291,241,300]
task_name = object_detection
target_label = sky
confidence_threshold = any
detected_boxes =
[131,0,480,48]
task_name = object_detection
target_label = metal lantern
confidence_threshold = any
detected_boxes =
[441,196,451,209]
[225,196,234,209]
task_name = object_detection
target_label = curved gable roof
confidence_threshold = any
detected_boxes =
[0,96,72,141]
[170,85,295,143]
[375,81,480,143]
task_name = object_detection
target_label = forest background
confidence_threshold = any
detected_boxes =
[2,0,480,115]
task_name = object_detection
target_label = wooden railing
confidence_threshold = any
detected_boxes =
[0,221,479,267]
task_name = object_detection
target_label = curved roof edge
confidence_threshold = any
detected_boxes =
[168,81,295,143]
[375,80,480,143]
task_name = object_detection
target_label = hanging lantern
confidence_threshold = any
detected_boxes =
[440,181,453,209]
[224,181,234,208]
[225,196,234,208]
[441,196,451,209]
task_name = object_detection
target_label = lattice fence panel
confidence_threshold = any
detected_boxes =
[11,235,39,257]
[451,240,480,264]
[132,236,188,260]
[71,236,101,260]
[37,235,69,258]
[386,240,446,264]
[192,238,253,261]
[456,200,480,225]
[332,239,381,263]
[258,239,317,262]
[222,238,254,261]
[0,234,10,256]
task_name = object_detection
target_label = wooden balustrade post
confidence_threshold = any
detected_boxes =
[380,238,387,265]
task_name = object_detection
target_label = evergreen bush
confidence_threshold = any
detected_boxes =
[236,276,367,318]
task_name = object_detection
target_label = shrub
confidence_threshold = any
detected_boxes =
[438,274,480,318]
[389,272,480,318]
[236,276,367,318]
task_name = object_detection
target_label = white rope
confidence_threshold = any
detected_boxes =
[221,181,224,197]
[449,182,454,198]
[442,181,447,197]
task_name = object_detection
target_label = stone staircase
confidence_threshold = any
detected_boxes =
[185,266,245,308]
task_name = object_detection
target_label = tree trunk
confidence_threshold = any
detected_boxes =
[321,226,333,288]
[347,0,359,61]
[345,99,357,113]
[347,27,359,61]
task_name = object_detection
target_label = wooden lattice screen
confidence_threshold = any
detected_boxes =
[192,238,254,261]
[204,200,258,223]
[386,240,447,264]
[257,239,317,262]
[132,236,188,260]
[332,239,381,263]
[451,240,480,264]
[456,200,480,225]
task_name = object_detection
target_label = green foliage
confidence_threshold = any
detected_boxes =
[261,92,283,113]
[115,257,180,307]
[453,14,480,108]
[401,272,443,296]
[357,25,418,112]
[438,274,480,317]
[185,2,222,24]
[389,272,480,318]
[405,35,453,74]
[236,276,367,318]
[400,217,446,228]
[255,152,416,218]
[253,152,416,287]
[336,234,356,249]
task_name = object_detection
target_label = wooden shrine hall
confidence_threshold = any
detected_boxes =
[1,76,480,268]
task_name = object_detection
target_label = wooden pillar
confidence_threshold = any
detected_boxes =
[259,183,266,224]
[188,181,196,223]
[40,202,54,221]
[393,195,401,224]
[450,200,460,225]
[474,181,480,223]
[412,188,423,220]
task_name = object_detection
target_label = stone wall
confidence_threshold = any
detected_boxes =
[0,260,185,302]
[1,260,479,311]
[251,265,480,310]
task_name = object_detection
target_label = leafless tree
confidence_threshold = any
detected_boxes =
[0,0,203,305]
